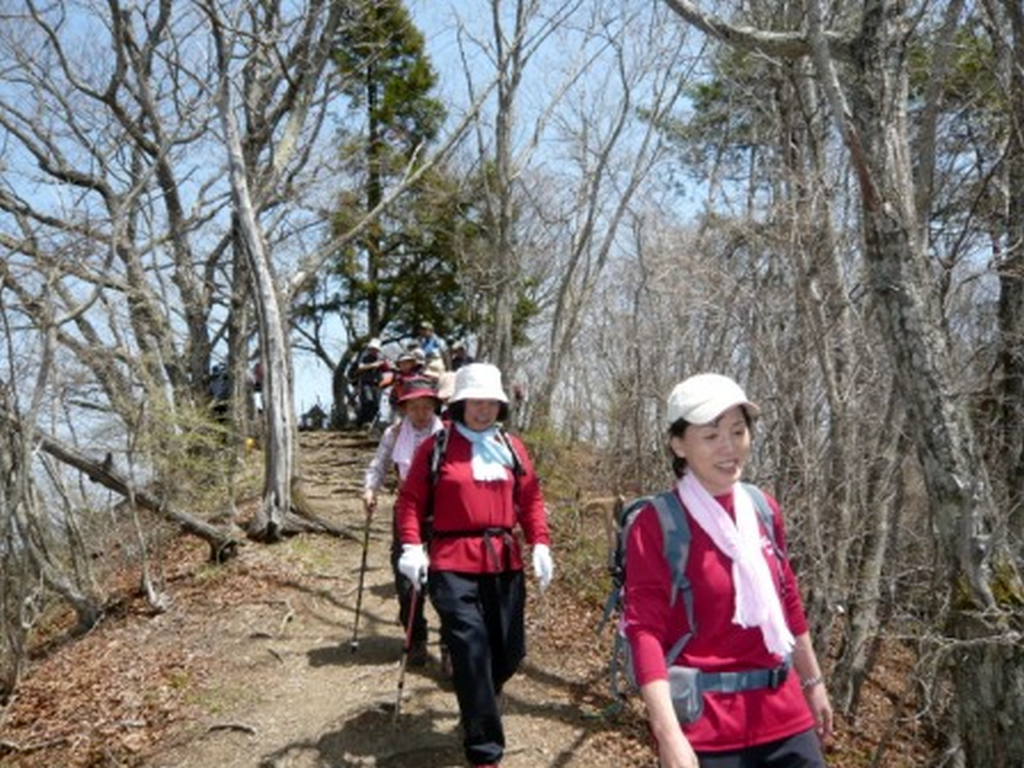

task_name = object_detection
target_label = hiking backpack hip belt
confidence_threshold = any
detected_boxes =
[667,656,791,724]
[695,658,790,693]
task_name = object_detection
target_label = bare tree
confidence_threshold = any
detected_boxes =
[446,0,585,378]
[526,6,693,429]
[200,0,347,541]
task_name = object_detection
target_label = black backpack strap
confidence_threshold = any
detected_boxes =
[495,426,525,477]
[428,425,449,487]
[423,426,450,539]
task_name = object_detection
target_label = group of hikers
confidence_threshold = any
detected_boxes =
[357,354,835,768]
[348,319,474,430]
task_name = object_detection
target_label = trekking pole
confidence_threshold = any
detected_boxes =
[393,585,420,727]
[349,502,373,652]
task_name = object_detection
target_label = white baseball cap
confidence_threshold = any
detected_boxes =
[449,363,509,403]
[666,373,761,426]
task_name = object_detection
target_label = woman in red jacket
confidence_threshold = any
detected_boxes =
[395,363,553,768]
[624,373,833,768]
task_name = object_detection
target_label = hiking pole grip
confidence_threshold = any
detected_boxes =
[393,585,420,727]
[350,502,373,652]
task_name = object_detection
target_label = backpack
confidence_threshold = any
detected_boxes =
[597,483,784,701]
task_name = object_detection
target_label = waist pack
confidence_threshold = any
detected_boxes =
[668,666,705,724]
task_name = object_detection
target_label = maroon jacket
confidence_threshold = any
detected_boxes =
[623,487,814,751]
[396,426,550,573]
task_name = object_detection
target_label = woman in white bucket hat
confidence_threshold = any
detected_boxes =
[395,363,553,768]
[623,373,832,768]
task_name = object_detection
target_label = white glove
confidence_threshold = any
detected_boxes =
[398,543,429,586]
[532,543,554,591]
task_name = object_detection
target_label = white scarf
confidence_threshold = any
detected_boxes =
[454,422,514,481]
[677,471,795,657]
[391,415,443,480]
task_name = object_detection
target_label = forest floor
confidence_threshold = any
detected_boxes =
[0,429,935,767]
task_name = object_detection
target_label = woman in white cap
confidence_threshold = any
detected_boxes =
[395,363,554,768]
[362,376,444,665]
[624,373,832,768]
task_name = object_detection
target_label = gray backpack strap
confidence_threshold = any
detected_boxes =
[648,491,696,664]
[742,482,779,552]
[741,482,787,600]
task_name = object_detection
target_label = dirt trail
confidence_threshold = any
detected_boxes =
[138,430,649,768]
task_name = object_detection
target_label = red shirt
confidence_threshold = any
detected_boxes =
[396,426,550,572]
[623,487,815,752]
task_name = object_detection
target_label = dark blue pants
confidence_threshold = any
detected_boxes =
[356,383,380,427]
[429,569,526,767]
[697,728,827,767]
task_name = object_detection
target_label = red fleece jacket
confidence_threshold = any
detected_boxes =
[623,487,815,752]
[396,426,550,573]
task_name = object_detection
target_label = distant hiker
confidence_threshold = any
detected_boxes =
[416,319,444,359]
[424,348,447,381]
[251,360,263,392]
[300,403,328,431]
[250,360,264,414]
[436,370,457,413]
[208,363,231,423]
[349,338,389,428]
[449,340,474,372]
[363,377,444,666]
[381,348,425,415]
[622,373,832,768]
[396,363,554,768]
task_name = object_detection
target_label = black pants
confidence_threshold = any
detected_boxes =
[429,569,526,767]
[697,728,827,767]
[356,383,380,427]
[389,527,427,645]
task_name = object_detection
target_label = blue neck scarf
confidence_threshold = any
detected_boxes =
[454,422,514,481]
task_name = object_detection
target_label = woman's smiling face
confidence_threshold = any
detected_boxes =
[669,405,751,495]
[463,398,501,430]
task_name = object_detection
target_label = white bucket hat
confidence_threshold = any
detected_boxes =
[666,373,761,427]
[449,363,509,403]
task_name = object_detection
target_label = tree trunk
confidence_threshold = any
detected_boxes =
[1000,0,1024,554]
[29,428,239,562]
[207,4,295,543]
